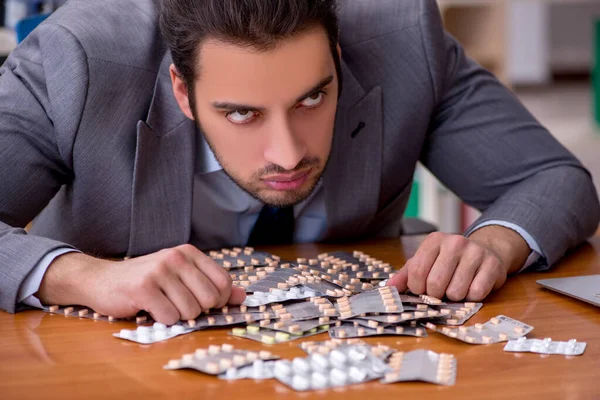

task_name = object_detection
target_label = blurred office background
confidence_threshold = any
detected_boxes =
[1,0,600,233]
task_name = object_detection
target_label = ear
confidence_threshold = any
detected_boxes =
[169,64,195,121]
[337,43,342,58]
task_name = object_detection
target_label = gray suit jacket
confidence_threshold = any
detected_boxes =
[1,0,598,313]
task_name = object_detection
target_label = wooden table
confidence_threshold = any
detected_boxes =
[2,235,600,400]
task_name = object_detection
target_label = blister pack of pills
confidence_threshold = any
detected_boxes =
[230,324,330,344]
[164,344,279,375]
[273,344,392,391]
[424,315,534,344]
[45,305,153,325]
[245,268,300,292]
[427,302,483,326]
[248,317,333,335]
[243,286,320,307]
[270,297,338,320]
[504,337,587,356]
[350,309,444,325]
[329,322,427,339]
[382,350,457,386]
[208,247,279,269]
[336,286,404,319]
[114,323,193,344]
[219,360,279,380]
[300,340,395,360]
[399,293,446,305]
[188,312,267,329]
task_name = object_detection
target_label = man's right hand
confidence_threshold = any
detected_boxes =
[37,244,246,325]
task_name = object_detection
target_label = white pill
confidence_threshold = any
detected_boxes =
[153,329,168,340]
[348,366,368,382]
[272,289,284,296]
[274,361,293,379]
[568,339,577,347]
[290,287,301,294]
[378,279,388,287]
[305,290,317,297]
[119,329,132,339]
[225,367,238,379]
[330,368,348,386]
[153,322,167,330]
[137,326,152,335]
[543,338,552,347]
[310,353,329,371]
[292,374,310,391]
[285,291,298,299]
[329,349,347,368]
[311,371,329,389]
[348,347,368,362]
[292,357,312,375]
[171,325,186,334]
[267,294,280,302]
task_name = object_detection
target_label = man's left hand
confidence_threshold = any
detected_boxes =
[387,225,530,301]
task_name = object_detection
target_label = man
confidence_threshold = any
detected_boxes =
[0,0,598,324]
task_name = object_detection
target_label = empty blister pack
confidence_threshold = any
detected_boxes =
[382,350,457,386]
[219,360,279,380]
[336,286,403,319]
[208,248,279,268]
[504,337,587,356]
[329,322,427,339]
[165,344,279,375]
[45,305,154,325]
[230,324,330,344]
[273,344,392,391]
[249,317,334,335]
[424,315,534,344]
[114,323,193,344]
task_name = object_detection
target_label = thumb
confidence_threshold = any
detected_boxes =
[227,285,247,305]
[387,266,408,292]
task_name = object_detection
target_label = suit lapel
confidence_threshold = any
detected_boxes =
[128,52,196,256]
[323,61,383,240]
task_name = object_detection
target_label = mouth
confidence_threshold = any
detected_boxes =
[261,168,312,191]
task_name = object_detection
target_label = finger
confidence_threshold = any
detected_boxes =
[425,250,460,300]
[175,261,224,311]
[139,287,180,325]
[407,233,444,294]
[158,270,203,320]
[466,257,505,301]
[178,244,232,307]
[444,246,484,301]
[228,286,247,305]
[387,264,408,292]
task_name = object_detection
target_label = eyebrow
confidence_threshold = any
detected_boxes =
[211,75,334,112]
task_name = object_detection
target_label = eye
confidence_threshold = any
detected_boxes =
[300,91,325,108]
[227,110,257,124]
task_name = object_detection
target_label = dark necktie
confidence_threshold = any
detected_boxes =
[246,205,295,246]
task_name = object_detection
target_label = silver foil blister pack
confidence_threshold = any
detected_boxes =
[114,323,193,344]
[273,344,392,391]
[336,286,404,319]
[164,344,279,375]
[329,322,427,339]
[425,315,534,344]
[504,337,586,356]
[230,324,330,344]
[382,350,457,386]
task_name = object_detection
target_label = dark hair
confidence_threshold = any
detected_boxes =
[159,0,342,96]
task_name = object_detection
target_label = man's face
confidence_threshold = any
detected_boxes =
[171,27,339,207]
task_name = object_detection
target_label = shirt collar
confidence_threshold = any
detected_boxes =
[195,130,223,175]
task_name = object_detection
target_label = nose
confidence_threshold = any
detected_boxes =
[263,115,306,171]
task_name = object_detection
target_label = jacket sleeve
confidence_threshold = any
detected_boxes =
[0,22,87,312]
[418,0,600,266]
